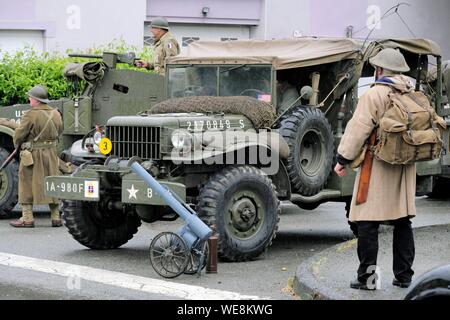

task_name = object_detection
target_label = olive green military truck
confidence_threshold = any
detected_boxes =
[44,38,447,262]
[0,52,165,217]
[416,59,450,197]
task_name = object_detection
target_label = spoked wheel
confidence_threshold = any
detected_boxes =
[149,232,190,278]
[184,241,209,275]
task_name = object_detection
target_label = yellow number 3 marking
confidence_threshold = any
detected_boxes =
[99,138,112,155]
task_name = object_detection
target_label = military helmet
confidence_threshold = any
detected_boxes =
[27,85,50,104]
[151,17,170,30]
[369,48,410,73]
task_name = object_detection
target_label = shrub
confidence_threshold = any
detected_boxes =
[0,39,154,106]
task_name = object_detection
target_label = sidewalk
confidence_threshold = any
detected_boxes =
[294,224,450,300]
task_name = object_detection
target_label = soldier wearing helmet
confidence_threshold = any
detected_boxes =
[135,17,180,76]
[334,48,416,290]
[10,85,63,228]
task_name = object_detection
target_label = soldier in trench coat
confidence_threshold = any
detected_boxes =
[334,48,416,290]
[10,85,63,228]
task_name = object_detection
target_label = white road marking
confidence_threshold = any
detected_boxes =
[0,252,263,300]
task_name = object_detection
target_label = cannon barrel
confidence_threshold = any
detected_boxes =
[68,52,138,68]
[130,162,212,243]
[68,53,103,59]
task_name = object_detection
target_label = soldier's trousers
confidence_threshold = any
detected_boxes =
[21,203,60,221]
[356,217,415,283]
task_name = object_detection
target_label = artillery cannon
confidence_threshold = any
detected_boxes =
[131,161,212,278]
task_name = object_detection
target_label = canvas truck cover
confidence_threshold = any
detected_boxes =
[168,38,366,70]
[169,38,441,69]
[363,38,442,60]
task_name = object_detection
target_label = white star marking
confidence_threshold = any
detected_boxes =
[127,184,139,199]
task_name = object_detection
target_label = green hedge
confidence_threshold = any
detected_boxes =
[0,40,154,106]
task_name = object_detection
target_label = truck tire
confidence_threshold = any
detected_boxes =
[62,200,141,249]
[197,166,280,262]
[427,177,450,199]
[0,147,19,218]
[279,106,334,196]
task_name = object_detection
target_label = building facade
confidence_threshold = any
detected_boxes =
[0,0,449,59]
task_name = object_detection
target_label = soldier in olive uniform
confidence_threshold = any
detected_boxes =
[135,16,180,75]
[10,85,63,228]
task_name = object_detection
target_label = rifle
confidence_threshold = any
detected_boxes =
[355,132,377,205]
[0,147,19,172]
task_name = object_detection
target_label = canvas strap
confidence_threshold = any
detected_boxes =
[33,109,57,142]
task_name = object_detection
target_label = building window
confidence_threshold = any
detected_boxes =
[144,36,154,46]
[221,37,238,41]
[182,37,200,47]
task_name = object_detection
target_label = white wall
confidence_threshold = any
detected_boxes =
[35,0,147,53]
[0,30,44,54]
[365,0,450,59]
[251,0,311,40]
[251,0,450,59]
[145,23,250,52]
[1,0,449,59]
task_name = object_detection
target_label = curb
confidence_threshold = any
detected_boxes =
[293,225,426,300]
[293,244,348,300]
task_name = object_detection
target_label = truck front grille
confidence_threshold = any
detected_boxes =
[107,126,161,160]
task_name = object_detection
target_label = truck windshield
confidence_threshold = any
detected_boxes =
[167,65,272,103]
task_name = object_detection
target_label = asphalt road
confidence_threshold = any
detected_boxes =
[1,196,450,300]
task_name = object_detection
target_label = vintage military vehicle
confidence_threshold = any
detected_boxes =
[0,52,165,217]
[416,59,450,197]
[44,38,447,262]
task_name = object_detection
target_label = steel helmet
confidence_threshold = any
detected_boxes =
[27,85,50,104]
[151,17,170,30]
[369,48,410,73]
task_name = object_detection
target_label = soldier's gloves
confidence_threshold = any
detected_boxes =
[134,60,149,69]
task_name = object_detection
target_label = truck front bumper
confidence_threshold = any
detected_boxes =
[44,174,186,205]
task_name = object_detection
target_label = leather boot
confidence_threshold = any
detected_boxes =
[350,278,377,290]
[10,204,34,228]
[50,203,63,227]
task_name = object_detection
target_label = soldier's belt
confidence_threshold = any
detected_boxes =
[31,140,58,149]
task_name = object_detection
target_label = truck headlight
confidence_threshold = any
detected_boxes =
[171,129,193,152]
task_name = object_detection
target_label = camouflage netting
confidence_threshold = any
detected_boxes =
[148,96,277,129]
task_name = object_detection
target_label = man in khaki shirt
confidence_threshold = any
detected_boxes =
[135,17,180,76]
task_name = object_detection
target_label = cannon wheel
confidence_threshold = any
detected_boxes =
[149,232,190,278]
[0,147,19,218]
[197,165,280,262]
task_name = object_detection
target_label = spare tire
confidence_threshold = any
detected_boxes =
[279,106,334,196]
